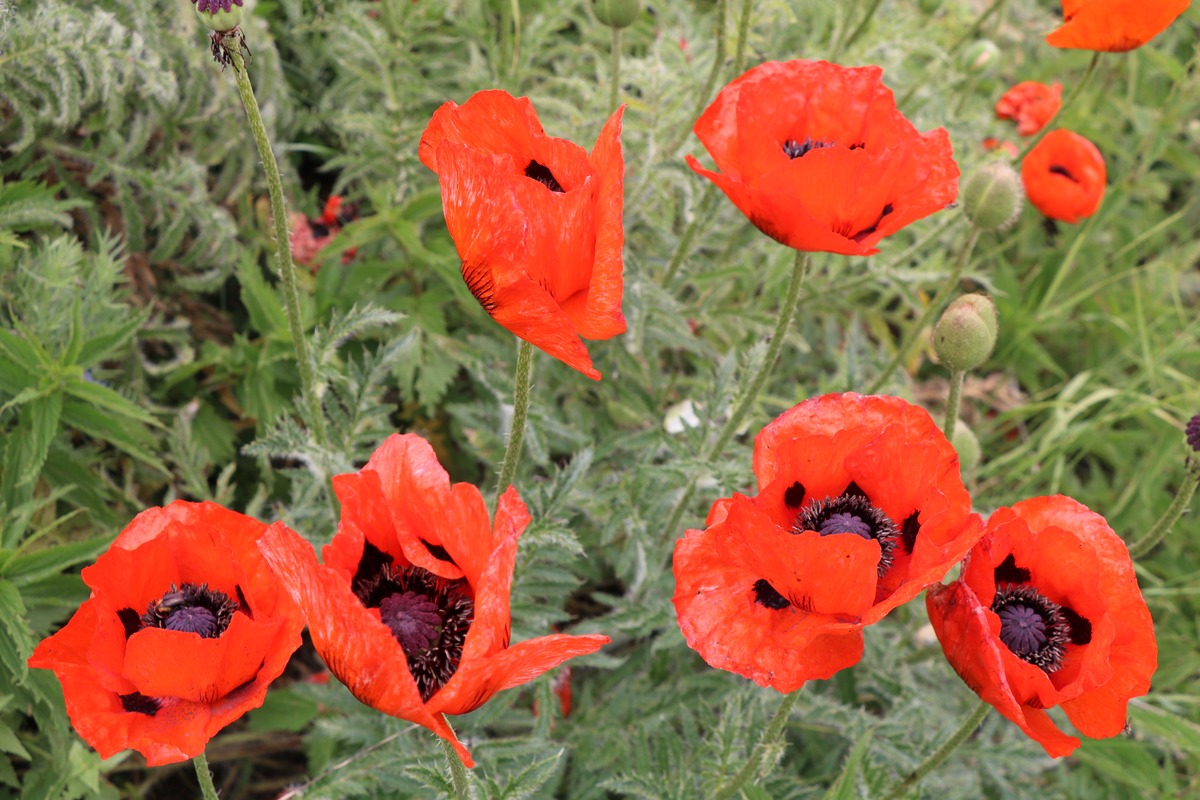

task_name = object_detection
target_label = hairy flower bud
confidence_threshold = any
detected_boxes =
[192,0,243,33]
[934,294,998,372]
[961,40,999,73]
[962,162,1024,231]
[951,423,981,472]
[593,0,641,28]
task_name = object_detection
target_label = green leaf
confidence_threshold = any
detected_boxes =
[63,378,158,426]
[2,534,110,584]
[0,580,33,685]
[1129,702,1200,753]
[246,688,319,734]
[496,748,563,800]
[59,399,167,474]
[824,728,872,800]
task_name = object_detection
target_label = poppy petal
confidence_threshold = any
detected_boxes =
[1046,0,1190,51]
[571,104,627,340]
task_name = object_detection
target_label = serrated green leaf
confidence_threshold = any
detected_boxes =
[824,728,872,800]
[246,688,320,734]
[2,534,109,584]
[59,399,167,474]
[63,378,158,426]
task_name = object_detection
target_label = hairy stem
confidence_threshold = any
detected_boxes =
[193,753,220,800]
[943,369,964,442]
[711,689,802,800]
[668,0,727,155]
[867,227,979,394]
[1017,51,1102,161]
[439,733,475,800]
[1130,457,1200,559]
[662,186,719,286]
[228,47,327,446]
[496,339,535,496]
[610,27,622,112]
[731,0,756,75]
[881,700,991,800]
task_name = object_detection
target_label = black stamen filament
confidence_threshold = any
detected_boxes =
[141,583,240,639]
[992,583,1068,672]
[793,491,899,577]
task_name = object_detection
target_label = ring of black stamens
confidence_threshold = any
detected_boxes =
[141,583,239,639]
[782,136,834,159]
[793,493,898,577]
[992,583,1068,673]
[355,561,474,702]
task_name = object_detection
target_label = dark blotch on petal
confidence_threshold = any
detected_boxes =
[235,585,252,619]
[117,608,143,638]
[994,553,1032,585]
[420,539,453,564]
[1048,164,1078,182]
[352,540,394,605]
[1060,606,1093,645]
[119,692,161,717]
[841,481,869,500]
[753,579,791,610]
[900,512,920,554]
[783,481,806,509]
[525,160,566,193]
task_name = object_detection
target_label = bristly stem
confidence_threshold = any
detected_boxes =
[943,369,965,442]
[610,27,622,112]
[711,689,802,800]
[731,0,756,75]
[881,700,991,800]
[1129,457,1200,559]
[496,339,535,497]
[662,185,718,286]
[708,251,811,459]
[193,753,220,800]
[1017,51,1102,161]
[439,731,476,800]
[867,227,980,394]
[228,46,327,447]
[667,0,727,155]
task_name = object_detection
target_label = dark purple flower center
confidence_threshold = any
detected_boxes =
[141,583,240,639]
[992,583,1068,672]
[793,490,899,577]
[193,0,243,12]
[525,160,565,193]
[353,542,475,702]
[782,137,833,159]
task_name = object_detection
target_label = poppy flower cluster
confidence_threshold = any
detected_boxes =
[419,91,627,380]
[28,502,306,765]
[927,496,1156,757]
[673,394,984,692]
[686,59,960,256]
[258,434,609,766]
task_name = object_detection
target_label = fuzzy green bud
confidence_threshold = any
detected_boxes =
[918,0,944,13]
[934,294,998,372]
[951,423,981,472]
[593,0,641,28]
[961,162,1024,231]
[960,40,999,73]
[192,0,243,33]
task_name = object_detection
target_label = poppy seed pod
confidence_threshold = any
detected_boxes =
[191,0,243,33]
[934,294,998,372]
[962,162,1023,231]
[592,0,640,28]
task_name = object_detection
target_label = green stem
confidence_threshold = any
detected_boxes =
[496,340,535,496]
[881,700,990,800]
[711,689,802,800]
[1129,457,1200,559]
[193,753,220,800]
[609,26,622,112]
[1035,211,1098,317]
[708,251,811,458]
[228,47,327,446]
[897,0,1006,108]
[943,369,964,441]
[1017,51,1102,161]
[509,0,522,83]
[439,734,475,800]
[662,185,718,286]
[833,0,884,60]
[731,0,756,75]
[867,227,979,394]
[668,0,727,155]
[662,479,698,542]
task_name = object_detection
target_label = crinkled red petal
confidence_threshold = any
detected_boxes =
[1046,0,1189,51]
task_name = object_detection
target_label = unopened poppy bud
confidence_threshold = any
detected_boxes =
[961,40,999,73]
[934,294,998,372]
[962,162,1023,231]
[592,0,640,28]
[951,423,981,472]
[918,0,944,13]
[1186,413,1200,452]
[192,0,243,33]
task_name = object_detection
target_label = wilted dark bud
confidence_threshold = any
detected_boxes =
[1186,413,1200,453]
[962,162,1024,231]
[934,294,998,372]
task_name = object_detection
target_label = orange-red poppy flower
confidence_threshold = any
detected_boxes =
[1021,129,1106,223]
[289,195,358,271]
[418,91,626,380]
[685,60,960,257]
[28,502,305,766]
[257,434,609,766]
[995,81,1062,136]
[1046,0,1190,52]
[926,496,1156,757]
[672,393,983,692]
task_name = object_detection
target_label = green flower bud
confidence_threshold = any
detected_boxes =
[961,162,1024,231]
[918,0,944,13]
[960,40,999,74]
[951,422,981,472]
[192,0,243,33]
[933,294,998,372]
[593,0,641,28]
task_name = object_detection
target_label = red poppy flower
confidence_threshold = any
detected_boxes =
[685,60,960,257]
[289,195,358,271]
[1046,0,1190,52]
[1021,129,1106,223]
[27,502,305,766]
[995,81,1062,136]
[418,91,626,380]
[257,434,609,766]
[926,496,1156,757]
[672,393,983,692]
